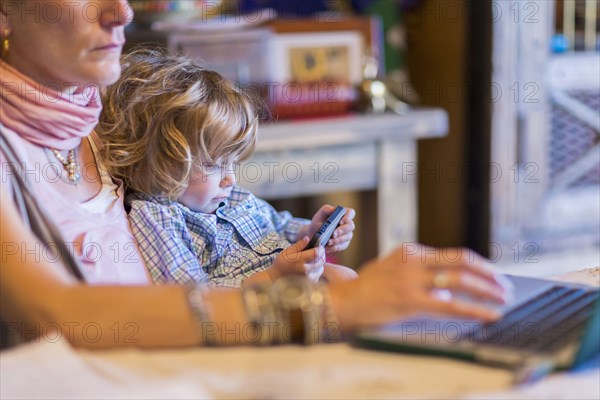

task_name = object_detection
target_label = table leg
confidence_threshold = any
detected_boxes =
[378,139,418,255]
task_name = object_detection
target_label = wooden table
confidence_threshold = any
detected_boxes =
[2,268,598,399]
[237,109,448,254]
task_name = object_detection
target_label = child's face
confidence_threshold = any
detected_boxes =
[178,162,236,213]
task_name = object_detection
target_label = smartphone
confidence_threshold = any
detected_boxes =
[303,206,347,250]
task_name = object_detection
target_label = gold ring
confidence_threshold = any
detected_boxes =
[433,272,450,289]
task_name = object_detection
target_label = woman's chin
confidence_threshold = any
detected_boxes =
[79,60,122,87]
[96,65,122,87]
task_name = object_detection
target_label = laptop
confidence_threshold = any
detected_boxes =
[353,275,600,383]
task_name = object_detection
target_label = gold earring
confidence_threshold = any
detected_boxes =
[2,29,9,58]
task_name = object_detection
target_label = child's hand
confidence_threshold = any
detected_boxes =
[268,237,325,282]
[302,205,356,254]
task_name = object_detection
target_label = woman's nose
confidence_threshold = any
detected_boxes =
[99,0,134,28]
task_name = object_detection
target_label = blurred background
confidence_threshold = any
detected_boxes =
[125,0,600,276]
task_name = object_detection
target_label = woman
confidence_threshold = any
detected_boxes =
[0,0,509,349]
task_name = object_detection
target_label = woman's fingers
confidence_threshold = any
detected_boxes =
[330,244,513,330]
[423,247,513,297]
[427,296,501,322]
[426,269,508,304]
[424,248,492,275]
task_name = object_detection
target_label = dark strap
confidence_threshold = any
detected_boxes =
[0,129,85,281]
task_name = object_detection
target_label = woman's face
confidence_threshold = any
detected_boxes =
[1,0,133,88]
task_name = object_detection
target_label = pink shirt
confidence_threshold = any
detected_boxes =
[1,125,150,285]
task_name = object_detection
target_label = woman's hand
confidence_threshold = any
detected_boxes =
[329,244,513,332]
[299,205,356,254]
[267,237,326,282]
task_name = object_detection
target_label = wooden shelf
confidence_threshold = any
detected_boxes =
[239,107,448,254]
[257,109,448,151]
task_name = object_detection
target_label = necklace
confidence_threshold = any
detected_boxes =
[51,148,81,184]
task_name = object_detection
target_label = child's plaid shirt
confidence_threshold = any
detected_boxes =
[127,186,310,287]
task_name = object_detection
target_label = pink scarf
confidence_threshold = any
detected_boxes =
[0,60,102,150]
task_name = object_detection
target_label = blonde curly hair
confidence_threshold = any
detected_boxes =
[96,48,258,199]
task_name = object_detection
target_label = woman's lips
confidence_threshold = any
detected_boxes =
[93,43,123,51]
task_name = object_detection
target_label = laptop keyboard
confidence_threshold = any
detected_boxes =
[472,286,599,352]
